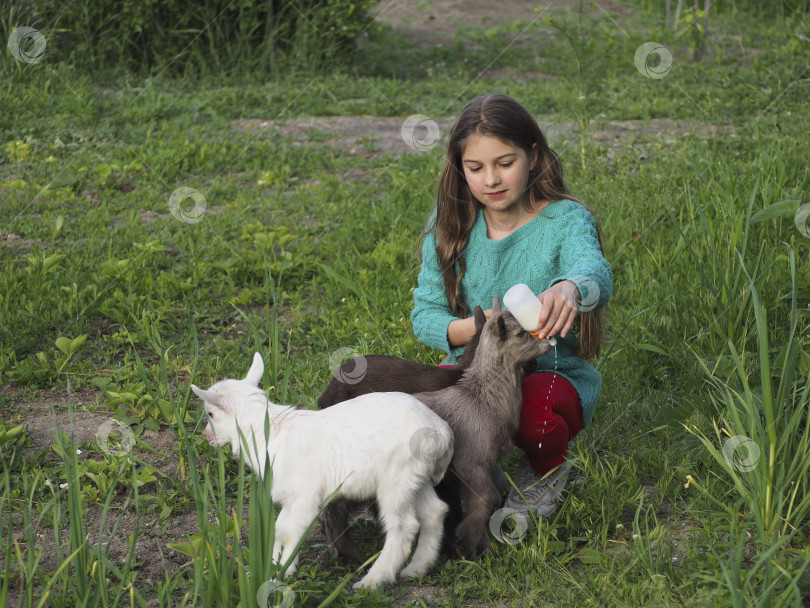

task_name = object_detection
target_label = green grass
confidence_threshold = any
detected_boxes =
[1,1,809,606]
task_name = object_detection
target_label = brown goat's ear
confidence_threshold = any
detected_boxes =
[492,295,502,313]
[496,315,508,341]
[474,306,486,331]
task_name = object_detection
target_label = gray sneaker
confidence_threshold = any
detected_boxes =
[492,465,509,494]
[504,456,572,517]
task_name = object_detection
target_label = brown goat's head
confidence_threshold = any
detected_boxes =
[479,296,553,366]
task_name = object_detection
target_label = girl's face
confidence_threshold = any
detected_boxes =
[460,134,537,214]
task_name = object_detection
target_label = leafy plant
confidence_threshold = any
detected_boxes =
[53,334,87,376]
[0,422,25,455]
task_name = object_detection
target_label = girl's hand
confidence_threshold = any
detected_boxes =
[448,308,492,347]
[536,280,580,340]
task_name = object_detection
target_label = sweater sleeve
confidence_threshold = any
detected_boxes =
[549,203,613,312]
[411,229,460,354]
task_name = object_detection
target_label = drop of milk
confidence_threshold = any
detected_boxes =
[548,337,557,346]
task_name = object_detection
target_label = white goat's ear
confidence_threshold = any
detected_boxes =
[243,352,264,386]
[492,295,502,313]
[191,384,226,409]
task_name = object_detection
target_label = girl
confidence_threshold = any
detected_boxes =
[411,93,612,518]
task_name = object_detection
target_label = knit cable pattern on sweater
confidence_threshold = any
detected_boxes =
[411,199,613,427]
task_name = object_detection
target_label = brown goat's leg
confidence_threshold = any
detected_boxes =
[320,499,363,564]
[435,472,464,557]
[452,467,501,560]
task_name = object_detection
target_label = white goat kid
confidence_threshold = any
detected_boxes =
[191,352,454,590]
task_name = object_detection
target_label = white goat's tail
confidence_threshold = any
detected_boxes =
[430,428,454,485]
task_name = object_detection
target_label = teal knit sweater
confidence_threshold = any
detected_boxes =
[411,199,613,427]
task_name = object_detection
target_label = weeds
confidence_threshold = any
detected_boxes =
[685,246,810,606]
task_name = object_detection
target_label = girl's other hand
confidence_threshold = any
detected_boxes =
[536,280,580,340]
[448,308,492,347]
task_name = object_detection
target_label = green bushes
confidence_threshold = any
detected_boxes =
[13,0,378,75]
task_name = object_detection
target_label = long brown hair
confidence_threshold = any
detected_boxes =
[427,93,606,359]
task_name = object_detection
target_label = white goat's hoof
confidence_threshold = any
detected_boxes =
[353,575,382,590]
[399,564,423,579]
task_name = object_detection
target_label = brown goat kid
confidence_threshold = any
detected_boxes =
[317,312,484,409]
[319,297,553,560]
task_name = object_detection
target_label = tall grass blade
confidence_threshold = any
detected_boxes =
[686,240,810,604]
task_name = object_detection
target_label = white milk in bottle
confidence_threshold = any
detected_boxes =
[503,283,557,345]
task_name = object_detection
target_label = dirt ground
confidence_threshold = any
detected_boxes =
[369,0,634,45]
[232,115,733,160]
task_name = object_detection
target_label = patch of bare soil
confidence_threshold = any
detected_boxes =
[232,115,457,158]
[1,385,100,422]
[232,115,733,160]
[370,0,634,46]
[2,383,197,482]
[395,584,446,605]
[1,232,43,254]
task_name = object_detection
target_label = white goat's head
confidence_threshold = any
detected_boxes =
[191,352,265,450]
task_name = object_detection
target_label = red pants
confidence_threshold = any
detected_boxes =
[438,368,584,476]
[514,372,583,476]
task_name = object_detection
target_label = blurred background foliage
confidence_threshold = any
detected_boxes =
[4,0,378,75]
